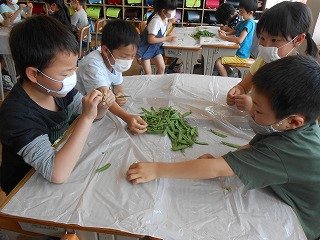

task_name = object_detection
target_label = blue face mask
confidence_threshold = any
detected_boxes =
[247,116,285,135]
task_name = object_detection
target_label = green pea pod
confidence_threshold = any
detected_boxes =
[221,141,241,149]
[116,95,131,99]
[194,141,209,145]
[209,129,228,138]
[96,163,111,172]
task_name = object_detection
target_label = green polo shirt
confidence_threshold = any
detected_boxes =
[223,122,320,240]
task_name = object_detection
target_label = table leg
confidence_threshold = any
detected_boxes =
[3,55,17,84]
[202,47,237,76]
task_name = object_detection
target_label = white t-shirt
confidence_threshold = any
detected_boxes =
[0,3,23,23]
[76,50,123,95]
[71,8,88,30]
[0,13,4,23]
[147,14,168,36]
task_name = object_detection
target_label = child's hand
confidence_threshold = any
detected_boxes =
[99,89,115,109]
[218,30,226,39]
[226,85,245,106]
[27,2,33,8]
[126,162,158,184]
[19,4,27,10]
[81,89,103,121]
[234,94,253,111]
[165,35,176,42]
[220,25,228,31]
[126,115,148,134]
[115,92,127,106]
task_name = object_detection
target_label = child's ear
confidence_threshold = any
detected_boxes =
[287,115,305,129]
[25,67,39,83]
[294,33,306,47]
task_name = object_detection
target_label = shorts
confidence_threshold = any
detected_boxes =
[221,56,249,66]
[137,43,164,60]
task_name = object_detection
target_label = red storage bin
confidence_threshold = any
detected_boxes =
[205,0,220,9]
[106,0,122,5]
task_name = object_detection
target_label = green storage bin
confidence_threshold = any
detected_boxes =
[86,6,102,20]
[106,7,121,18]
[127,0,142,4]
[185,0,201,8]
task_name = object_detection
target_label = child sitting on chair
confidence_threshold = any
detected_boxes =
[214,0,257,77]
[76,19,148,134]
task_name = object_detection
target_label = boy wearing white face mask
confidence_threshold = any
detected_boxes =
[215,0,257,77]
[0,0,33,23]
[76,19,148,135]
[126,56,320,239]
[226,1,319,112]
[0,16,115,195]
[137,0,177,75]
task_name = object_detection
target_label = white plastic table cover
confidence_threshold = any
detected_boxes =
[1,74,307,240]
[163,26,236,48]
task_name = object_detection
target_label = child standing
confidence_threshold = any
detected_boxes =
[126,55,320,240]
[214,0,257,77]
[76,19,148,134]
[137,0,177,75]
[0,0,33,23]
[0,16,115,195]
[215,3,240,32]
[226,1,319,111]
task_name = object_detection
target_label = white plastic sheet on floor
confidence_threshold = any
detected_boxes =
[2,74,307,240]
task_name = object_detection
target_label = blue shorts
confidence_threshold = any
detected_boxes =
[137,43,164,60]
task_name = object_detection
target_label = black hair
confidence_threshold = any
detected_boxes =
[153,0,177,12]
[101,19,140,51]
[215,3,235,25]
[43,0,72,29]
[252,55,320,123]
[256,1,319,59]
[9,15,79,80]
[239,0,258,13]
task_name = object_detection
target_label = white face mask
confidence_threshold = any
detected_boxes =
[239,15,244,21]
[37,69,77,96]
[257,37,297,63]
[106,50,133,73]
[167,10,176,19]
[247,116,288,135]
[11,0,18,4]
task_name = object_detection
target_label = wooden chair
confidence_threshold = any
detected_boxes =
[90,18,106,49]
[78,25,90,59]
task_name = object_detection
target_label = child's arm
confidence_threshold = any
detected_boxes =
[218,29,248,44]
[147,34,175,44]
[126,156,234,184]
[6,4,25,21]
[51,90,103,183]
[21,2,33,18]
[113,84,127,106]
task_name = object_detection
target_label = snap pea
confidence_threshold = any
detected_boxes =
[141,107,208,151]
[116,95,131,99]
[191,30,215,40]
[221,141,241,149]
[96,163,111,173]
[209,129,228,138]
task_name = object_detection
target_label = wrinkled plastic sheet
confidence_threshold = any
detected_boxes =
[2,74,307,240]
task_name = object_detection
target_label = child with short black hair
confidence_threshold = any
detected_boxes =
[215,0,258,77]
[70,0,88,32]
[137,0,177,75]
[43,0,73,32]
[126,55,320,240]
[227,1,319,111]
[76,19,148,134]
[215,3,240,32]
[0,15,115,195]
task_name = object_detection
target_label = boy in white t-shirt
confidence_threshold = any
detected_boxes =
[137,0,177,75]
[76,19,148,134]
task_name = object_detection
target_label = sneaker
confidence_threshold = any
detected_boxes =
[2,75,14,91]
